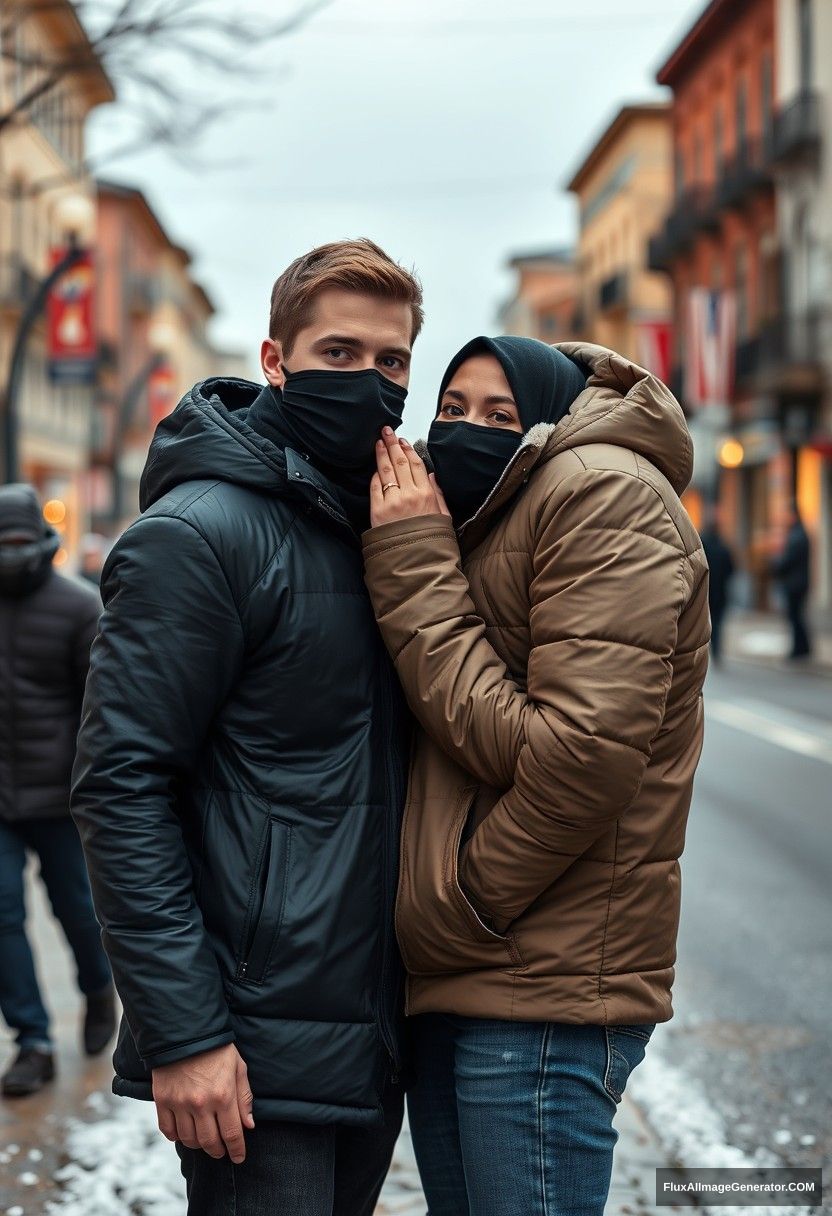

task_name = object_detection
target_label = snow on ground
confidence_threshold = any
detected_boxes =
[46,1095,184,1216]
[630,1048,809,1216]
[45,1093,423,1216]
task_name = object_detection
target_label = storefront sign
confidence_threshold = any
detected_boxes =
[47,249,97,384]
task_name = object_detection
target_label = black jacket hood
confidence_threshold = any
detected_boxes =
[140,378,289,512]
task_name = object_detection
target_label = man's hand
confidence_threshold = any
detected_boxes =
[370,427,451,527]
[153,1043,254,1163]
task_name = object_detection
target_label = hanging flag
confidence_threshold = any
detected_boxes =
[47,249,97,384]
[684,288,736,410]
[635,320,672,384]
[148,360,177,428]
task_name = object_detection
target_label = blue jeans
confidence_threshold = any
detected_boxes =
[0,816,111,1050]
[407,1014,654,1216]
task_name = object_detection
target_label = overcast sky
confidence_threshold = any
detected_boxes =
[88,0,702,436]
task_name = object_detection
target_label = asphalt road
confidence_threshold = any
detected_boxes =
[649,656,832,1172]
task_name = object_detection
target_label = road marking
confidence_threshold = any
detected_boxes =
[707,699,832,764]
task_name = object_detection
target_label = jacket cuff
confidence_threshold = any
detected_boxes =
[362,514,455,555]
[141,1029,235,1071]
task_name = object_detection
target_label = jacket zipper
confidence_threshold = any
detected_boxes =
[377,668,403,1081]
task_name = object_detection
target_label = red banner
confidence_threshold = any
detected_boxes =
[635,320,672,384]
[47,248,96,384]
[148,361,177,428]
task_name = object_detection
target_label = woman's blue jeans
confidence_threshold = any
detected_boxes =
[407,1013,654,1216]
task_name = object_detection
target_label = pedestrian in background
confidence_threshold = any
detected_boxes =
[701,511,735,664]
[0,484,115,1098]
[773,503,812,660]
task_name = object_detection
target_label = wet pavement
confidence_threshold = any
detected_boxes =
[2,864,666,1214]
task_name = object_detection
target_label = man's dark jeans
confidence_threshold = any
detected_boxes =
[176,1085,403,1216]
[785,590,812,658]
[0,815,111,1050]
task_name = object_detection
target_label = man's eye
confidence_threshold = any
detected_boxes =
[380,356,404,371]
[326,348,348,360]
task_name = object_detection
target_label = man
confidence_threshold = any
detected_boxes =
[0,484,114,1098]
[701,511,735,664]
[772,503,812,659]
[71,239,422,1215]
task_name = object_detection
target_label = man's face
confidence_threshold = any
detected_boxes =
[261,288,413,390]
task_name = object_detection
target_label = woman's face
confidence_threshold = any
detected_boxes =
[437,354,523,433]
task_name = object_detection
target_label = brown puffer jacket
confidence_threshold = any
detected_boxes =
[363,342,710,1026]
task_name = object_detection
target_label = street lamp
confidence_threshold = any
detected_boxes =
[1,192,96,484]
[109,316,177,526]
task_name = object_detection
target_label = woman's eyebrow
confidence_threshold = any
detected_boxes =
[484,395,517,407]
[442,389,465,401]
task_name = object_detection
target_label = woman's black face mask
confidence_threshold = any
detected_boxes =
[427,420,523,528]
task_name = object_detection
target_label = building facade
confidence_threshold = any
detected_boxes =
[0,0,114,564]
[567,103,674,380]
[94,181,249,533]
[650,0,831,611]
[497,249,579,344]
[773,0,832,609]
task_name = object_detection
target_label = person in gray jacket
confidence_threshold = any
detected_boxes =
[0,484,115,1097]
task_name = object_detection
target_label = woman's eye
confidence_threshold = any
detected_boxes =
[440,403,464,417]
[491,411,515,425]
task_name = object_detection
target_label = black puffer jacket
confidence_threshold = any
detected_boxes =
[0,485,100,823]
[71,379,410,1127]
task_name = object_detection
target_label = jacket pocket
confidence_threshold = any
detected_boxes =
[236,816,292,985]
[445,792,525,968]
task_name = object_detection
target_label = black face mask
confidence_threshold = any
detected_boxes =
[427,421,523,528]
[277,367,407,480]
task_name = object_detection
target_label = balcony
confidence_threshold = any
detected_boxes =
[0,256,39,311]
[647,187,717,272]
[735,312,828,395]
[717,138,775,211]
[772,92,822,163]
[598,272,628,313]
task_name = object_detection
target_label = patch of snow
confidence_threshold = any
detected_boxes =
[47,1099,184,1216]
[629,1048,804,1216]
[17,1172,39,1186]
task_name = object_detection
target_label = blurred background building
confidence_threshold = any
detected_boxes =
[0,0,247,565]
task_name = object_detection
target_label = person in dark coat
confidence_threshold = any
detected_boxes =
[0,484,115,1098]
[71,239,424,1216]
[701,513,735,663]
[772,504,812,659]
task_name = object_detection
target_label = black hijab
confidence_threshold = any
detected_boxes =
[427,335,588,527]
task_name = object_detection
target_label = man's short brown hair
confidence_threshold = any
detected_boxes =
[269,238,424,356]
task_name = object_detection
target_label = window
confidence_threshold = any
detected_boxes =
[734,243,749,338]
[714,107,724,179]
[693,131,703,183]
[798,0,813,91]
[736,78,748,160]
[675,147,686,198]
[761,52,774,142]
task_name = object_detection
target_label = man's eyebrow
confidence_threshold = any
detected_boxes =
[315,334,364,348]
[381,346,412,361]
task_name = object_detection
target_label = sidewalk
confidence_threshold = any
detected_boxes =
[2,866,672,1215]
[724,610,832,674]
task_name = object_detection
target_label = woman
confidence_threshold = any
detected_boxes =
[362,336,710,1216]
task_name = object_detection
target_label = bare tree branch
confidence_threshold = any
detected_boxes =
[0,0,331,159]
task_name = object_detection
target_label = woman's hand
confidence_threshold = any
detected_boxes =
[370,427,451,527]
